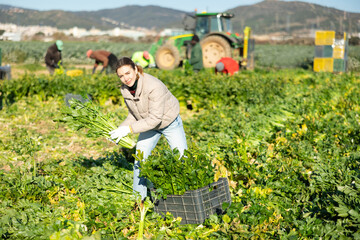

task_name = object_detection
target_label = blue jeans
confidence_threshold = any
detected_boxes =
[133,115,187,200]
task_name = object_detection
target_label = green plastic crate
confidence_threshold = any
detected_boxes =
[314,45,333,58]
[333,58,346,72]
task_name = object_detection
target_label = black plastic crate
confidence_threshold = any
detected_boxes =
[152,178,231,224]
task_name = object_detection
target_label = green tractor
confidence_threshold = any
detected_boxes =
[149,11,254,70]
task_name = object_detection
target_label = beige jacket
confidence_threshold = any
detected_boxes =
[120,73,180,133]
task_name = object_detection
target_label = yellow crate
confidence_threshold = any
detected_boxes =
[66,69,83,77]
[333,46,345,59]
[315,31,335,45]
[313,58,333,72]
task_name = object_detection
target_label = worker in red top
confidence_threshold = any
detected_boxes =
[215,57,240,76]
[86,49,118,74]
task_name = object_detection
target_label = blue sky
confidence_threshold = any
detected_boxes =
[0,0,359,13]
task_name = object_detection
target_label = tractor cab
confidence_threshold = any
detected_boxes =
[194,12,234,39]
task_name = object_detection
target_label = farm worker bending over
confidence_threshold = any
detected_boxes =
[45,40,63,75]
[109,57,187,200]
[215,57,240,76]
[131,51,156,68]
[86,49,118,74]
[189,35,203,72]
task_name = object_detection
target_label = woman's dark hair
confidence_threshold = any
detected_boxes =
[116,57,143,74]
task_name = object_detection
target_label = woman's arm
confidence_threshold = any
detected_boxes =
[129,87,166,133]
[120,101,137,127]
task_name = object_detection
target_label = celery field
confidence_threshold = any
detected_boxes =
[1,53,360,238]
[1,41,360,70]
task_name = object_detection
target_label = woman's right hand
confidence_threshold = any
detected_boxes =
[109,126,131,144]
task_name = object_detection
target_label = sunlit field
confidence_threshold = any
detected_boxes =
[1,41,360,239]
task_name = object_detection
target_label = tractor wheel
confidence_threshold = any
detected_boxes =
[201,36,231,68]
[155,44,180,70]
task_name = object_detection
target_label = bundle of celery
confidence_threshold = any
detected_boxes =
[58,98,136,149]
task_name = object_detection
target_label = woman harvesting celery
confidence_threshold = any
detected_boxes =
[109,57,187,201]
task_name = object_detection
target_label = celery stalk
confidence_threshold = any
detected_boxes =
[58,98,136,149]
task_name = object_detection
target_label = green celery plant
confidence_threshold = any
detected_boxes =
[139,147,215,198]
[56,98,136,149]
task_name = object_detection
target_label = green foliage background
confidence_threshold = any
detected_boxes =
[0,41,151,64]
[0,43,360,239]
[1,41,360,71]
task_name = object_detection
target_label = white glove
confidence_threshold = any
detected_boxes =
[109,126,131,144]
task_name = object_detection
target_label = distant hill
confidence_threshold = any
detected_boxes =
[75,5,187,29]
[0,4,187,30]
[229,0,360,35]
[1,1,360,35]
[0,5,108,29]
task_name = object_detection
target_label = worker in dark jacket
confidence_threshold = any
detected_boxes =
[189,35,203,72]
[45,40,63,75]
[86,49,118,74]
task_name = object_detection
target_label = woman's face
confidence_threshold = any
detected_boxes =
[117,65,137,87]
